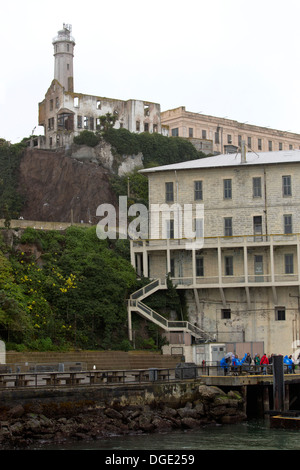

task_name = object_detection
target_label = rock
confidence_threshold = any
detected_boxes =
[161,407,178,419]
[152,417,173,431]
[181,417,199,429]
[177,407,198,419]
[198,385,226,400]
[194,402,205,415]
[104,408,123,420]
[7,404,25,419]
[18,149,118,223]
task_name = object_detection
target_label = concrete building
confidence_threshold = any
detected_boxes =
[38,25,161,149]
[129,148,300,360]
[161,106,300,155]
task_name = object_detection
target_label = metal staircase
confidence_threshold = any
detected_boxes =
[128,279,214,343]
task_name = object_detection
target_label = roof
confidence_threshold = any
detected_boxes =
[140,149,300,174]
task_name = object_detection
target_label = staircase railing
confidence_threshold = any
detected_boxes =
[128,299,214,342]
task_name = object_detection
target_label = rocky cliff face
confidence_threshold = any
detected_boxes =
[18,148,119,223]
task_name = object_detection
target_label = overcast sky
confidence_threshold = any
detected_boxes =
[1,0,300,143]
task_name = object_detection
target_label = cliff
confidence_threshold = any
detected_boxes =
[18,148,119,223]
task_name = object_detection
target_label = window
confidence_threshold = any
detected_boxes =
[189,128,193,138]
[224,217,232,236]
[172,128,179,137]
[248,137,251,148]
[275,307,286,321]
[289,144,293,150]
[195,219,204,238]
[170,258,175,277]
[268,140,272,151]
[284,214,293,234]
[144,122,149,132]
[227,134,232,144]
[97,100,101,110]
[194,181,203,200]
[282,175,292,196]
[50,99,53,111]
[90,117,94,131]
[84,116,89,129]
[196,256,204,277]
[165,182,174,203]
[74,97,79,107]
[258,138,262,151]
[48,117,54,130]
[136,121,140,132]
[279,142,283,151]
[202,130,207,139]
[253,216,263,240]
[224,179,232,199]
[285,254,294,274]
[221,308,231,319]
[215,132,220,144]
[253,177,262,197]
[166,219,174,239]
[77,115,82,129]
[55,97,59,108]
[238,135,242,147]
[224,256,233,276]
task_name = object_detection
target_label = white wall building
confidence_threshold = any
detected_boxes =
[129,148,300,357]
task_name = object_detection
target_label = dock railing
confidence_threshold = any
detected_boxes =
[0,362,297,389]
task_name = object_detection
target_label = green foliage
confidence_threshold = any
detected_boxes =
[103,128,206,167]
[73,130,100,147]
[1,226,139,351]
[110,167,149,208]
[98,113,117,133]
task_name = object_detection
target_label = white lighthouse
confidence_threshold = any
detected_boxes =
[53,24,75,92]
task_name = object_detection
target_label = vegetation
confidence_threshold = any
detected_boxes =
[0,226,186,352]
[0,227,139,350]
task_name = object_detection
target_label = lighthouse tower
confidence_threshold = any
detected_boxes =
[53,24,75,92]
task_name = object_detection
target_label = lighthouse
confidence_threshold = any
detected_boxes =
[53,24,75,92]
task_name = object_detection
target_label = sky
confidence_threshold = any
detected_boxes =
[1,0,300,143]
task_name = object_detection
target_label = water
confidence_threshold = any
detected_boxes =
[33,419,300,451]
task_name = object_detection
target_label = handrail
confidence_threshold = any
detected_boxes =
[129,299,213,341]
[0,364,296,389]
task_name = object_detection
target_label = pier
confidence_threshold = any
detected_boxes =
[0,357,300,422]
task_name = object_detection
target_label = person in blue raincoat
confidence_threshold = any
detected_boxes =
[231,353,247,374]
[284,355,295,374]
[220,355,231,375]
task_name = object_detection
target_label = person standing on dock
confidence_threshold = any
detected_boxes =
[260,353,269,374]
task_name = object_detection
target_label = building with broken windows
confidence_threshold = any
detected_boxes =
[128,147,300,360]
[38,25,162,149]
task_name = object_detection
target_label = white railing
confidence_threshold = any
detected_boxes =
[129,299,213,341]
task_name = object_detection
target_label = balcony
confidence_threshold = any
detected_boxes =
[131,233,300,292]
[131,233,299,251]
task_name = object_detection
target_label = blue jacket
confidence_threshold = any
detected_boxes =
[220,357,228,368]
[232,353,247,366]
[284,355,293,370]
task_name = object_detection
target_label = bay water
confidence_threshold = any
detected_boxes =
[33,419,300,451]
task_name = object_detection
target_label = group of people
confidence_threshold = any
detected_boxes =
[220,352,298,375]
